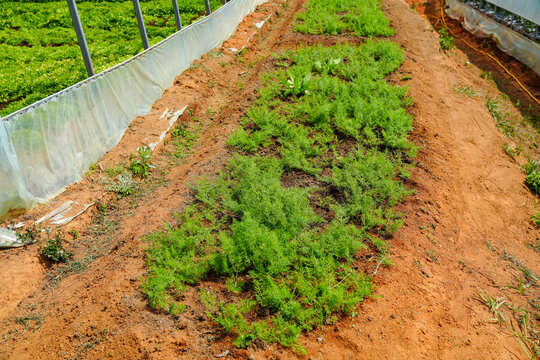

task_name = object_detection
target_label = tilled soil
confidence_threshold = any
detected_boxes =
[0,0,539,359]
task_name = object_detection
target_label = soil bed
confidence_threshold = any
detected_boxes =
[0,0,539,359]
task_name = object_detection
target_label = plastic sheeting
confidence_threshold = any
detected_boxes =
[0,0,265,219]
[446,0,540,76]
[483,0,540,26]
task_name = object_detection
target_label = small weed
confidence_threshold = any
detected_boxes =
[85,162,99,176]
[504,143,523,157]
[129,146,153,179]
[439,28,455,51]
[170,122,202,159]
[14,313,44,334]
[208,50,224,59]
[39,232,72,263]
[477,290,506,323]
[513,266,539,285]
[485,97,502,121]
[453,85,477,97]
[480,71,493,81]
[400,74,412,81]
[426,250,438,262]
[105,164,124,178]
[526,239,540,252]
[188,63,210,74]
[45,255,96,289]
[68,229,78,240]
[15,225,40,245]
[106,171,137,197]
[523,160,540,195]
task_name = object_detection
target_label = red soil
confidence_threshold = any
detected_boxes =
[0,0,538,359]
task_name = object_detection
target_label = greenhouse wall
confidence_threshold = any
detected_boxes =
[0,0,265,218]
[446,0,540,76]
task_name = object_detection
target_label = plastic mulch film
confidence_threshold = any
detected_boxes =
[0,0,265,218]
[446,0,540,76]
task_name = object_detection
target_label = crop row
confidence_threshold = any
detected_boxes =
[142,0,415,352]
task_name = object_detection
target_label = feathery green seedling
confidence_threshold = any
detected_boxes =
[295,0,394,36]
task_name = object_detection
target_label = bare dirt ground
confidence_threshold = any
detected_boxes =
[1,0,539,359]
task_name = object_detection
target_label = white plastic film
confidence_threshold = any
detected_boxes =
[446,0,540,76]
[0,0,265,218]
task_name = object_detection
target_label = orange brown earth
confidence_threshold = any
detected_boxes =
[0,0,539,359]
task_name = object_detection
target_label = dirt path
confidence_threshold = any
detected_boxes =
[1,0,539,359]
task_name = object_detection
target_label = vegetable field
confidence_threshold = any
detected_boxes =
[0,0,222,116]
[1,0,539,358]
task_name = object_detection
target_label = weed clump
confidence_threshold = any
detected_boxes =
[438,27,455,50]
[523,160,540,195]
[39,232,72,263]
[16,225,40,246]
[129,146,153,178]
[106,171,137,197]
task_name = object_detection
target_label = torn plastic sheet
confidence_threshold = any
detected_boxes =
[36,201,75,224]
[446,0,540,76]
[0,228,26,248]
[149,105,188,150]
[0,0,267,219]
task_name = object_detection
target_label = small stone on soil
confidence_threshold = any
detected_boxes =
[216,350,230,358]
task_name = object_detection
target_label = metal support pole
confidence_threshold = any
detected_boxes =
[66,0,95,77]
[172,0,182,30]
[204,0,211,16]
[132,0,150,49]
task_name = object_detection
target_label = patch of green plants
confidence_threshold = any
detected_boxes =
[294,0,394,36]
[504,142,523,157]
[106,171,137,197]
[438,27,455,51]
[170,121,202,159]
[143,40,414,352]
[523,160,540,195]
[39,231,72,263]
[13,313,44,334]
[104,163,125,178]
[481,71,494,81]
[531,213,540,228]
[0,0,223,116]
[16,224,41,245]
[485,97,517,137]
[128,146,153,179]
[453,85,477,97]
